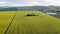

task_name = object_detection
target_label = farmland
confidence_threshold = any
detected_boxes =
[0,10,60,34]
[0,11,15,34]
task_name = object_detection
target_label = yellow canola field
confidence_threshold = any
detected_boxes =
[0,11,60,34]
[0,11,15,34]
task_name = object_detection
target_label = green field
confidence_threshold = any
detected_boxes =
[0,11,60,34]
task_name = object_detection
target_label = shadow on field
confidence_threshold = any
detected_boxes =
[26,13,38,16]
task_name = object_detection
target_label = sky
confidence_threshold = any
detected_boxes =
[0,0,60,6]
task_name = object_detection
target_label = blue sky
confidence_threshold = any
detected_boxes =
[0,0,60,6]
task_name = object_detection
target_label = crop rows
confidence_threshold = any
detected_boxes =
[0,11,60,34]
[0,11,16,34]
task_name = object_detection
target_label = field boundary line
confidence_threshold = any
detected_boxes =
[4,11,17,34]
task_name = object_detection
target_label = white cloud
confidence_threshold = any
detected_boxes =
[28,1,40,6]
[0,1,40,7]
[44,0,60,6]
[0,1,12,4]
[10,1,40,6]
[0,2,6,4]
[0,0,60,6]
[0,1,13,6]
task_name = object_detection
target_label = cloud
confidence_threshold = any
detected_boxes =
[28,1,40,6]
[0,1,13,6]
[0,1,12,4]
[0,0,60,6]
[44,0,60,6]
[0,2,6,4]
[0,1,40,7]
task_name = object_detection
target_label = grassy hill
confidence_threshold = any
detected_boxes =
[0,10,60,34]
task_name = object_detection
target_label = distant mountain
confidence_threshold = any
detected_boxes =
[0,6,48,11]
[0,6,60,12]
